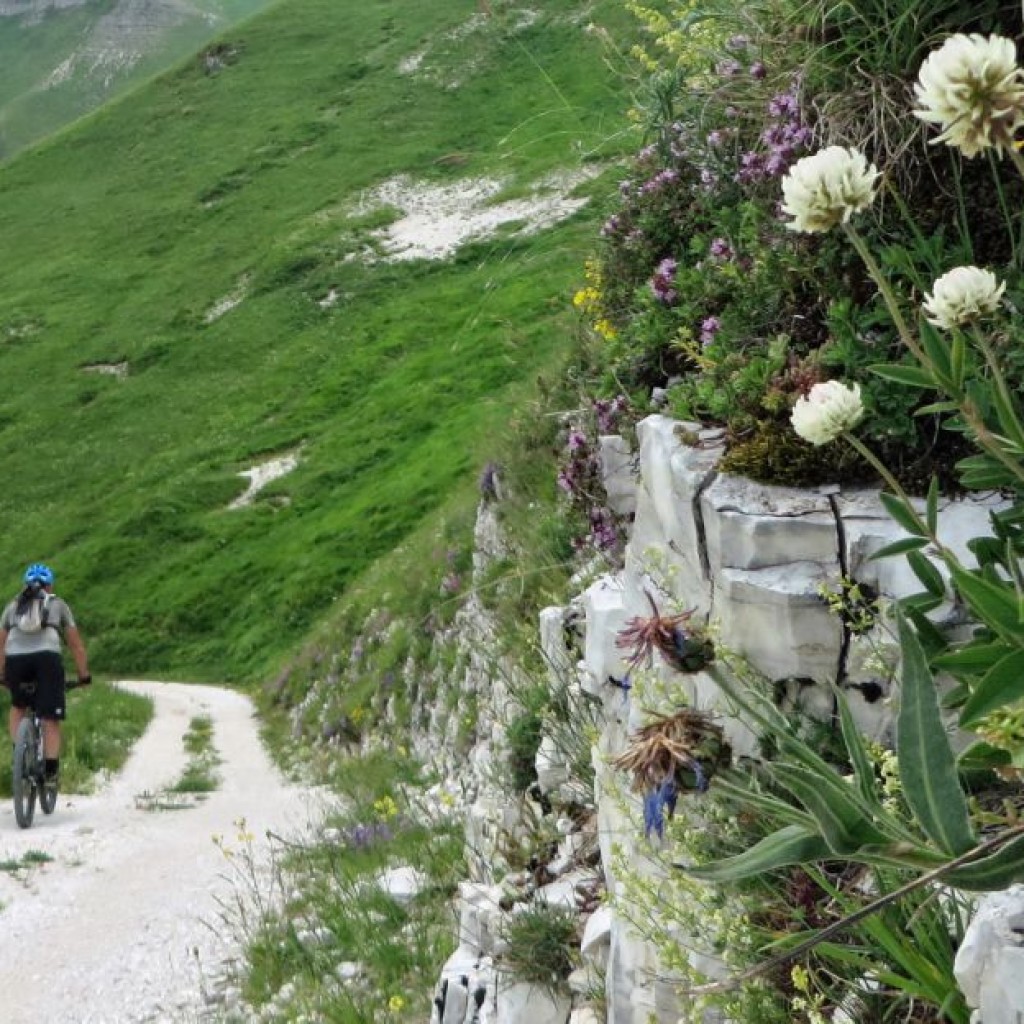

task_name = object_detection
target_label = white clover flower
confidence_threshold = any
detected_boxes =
[914,34,1024,158]
[922,265,1006,329]
[780,147,879,233]
[791,380,864,446]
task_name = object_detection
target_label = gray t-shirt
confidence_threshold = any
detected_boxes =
[1,594,76,655]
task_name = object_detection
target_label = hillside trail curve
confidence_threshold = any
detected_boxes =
[0,680,328,1024]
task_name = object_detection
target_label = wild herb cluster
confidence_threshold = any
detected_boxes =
[575,2,1024,1022]
[572,0,1023,493]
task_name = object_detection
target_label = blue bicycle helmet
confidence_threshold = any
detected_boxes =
[23,563,54,586]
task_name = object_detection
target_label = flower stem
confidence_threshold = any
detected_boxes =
[842,433,953,559]
[842,223,924,364]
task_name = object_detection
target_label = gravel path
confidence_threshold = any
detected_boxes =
[0,681,326,1024]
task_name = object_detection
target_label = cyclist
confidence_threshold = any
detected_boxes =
[0,563,91,793]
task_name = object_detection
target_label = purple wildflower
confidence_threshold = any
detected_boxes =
[589,506,620,551]
[706,130,725,148]
[601,214,622,237]
[700,316,721,347]
[344,822,394,849]
[709,237,733,261]
[768,91,799,118]
[736,150,767,184]
[750,61,767,80]
[594,395,629,433]
[716,58,741,77]
[639,168,680,195]
[649,257,679,306]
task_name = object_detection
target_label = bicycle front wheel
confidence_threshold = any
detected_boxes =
[12,716,37,829]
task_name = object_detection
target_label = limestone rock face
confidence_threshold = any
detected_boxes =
[954,886,1024,1024]
[428,413,1011,1024]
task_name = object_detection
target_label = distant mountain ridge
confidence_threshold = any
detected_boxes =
[0,0,270,156]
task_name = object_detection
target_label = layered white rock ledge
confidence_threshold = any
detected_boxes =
[431,413,1021,1023]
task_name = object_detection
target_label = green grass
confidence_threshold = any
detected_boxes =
[0,848,53,875]
[135,712,219,808]
[169,714,219,793]
[0,681,152,795]
[229,749,464,1020]
[0,0,636,685]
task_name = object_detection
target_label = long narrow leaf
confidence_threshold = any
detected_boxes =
[949,565,1024,644]
[879,492,926,537]
[869,536,930,560]
[944,833,1024,890]
[932,641,1013,673]
[897,610,975,856]
[960,649,1024,727]
[925,476,939,535]
[837,693,883,811]
[772,763,889,854]
[869,363,935,388]
[681,825,831,883]
[906,550,945,598]
[920,321,952,382]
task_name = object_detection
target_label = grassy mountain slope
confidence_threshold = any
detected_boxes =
[0,0,275,158]
[0,0,633,682]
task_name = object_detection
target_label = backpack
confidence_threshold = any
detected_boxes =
[13,588,54,634]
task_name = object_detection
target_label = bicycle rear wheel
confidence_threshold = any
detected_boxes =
[12,717,37,829]
[39,753,57,815]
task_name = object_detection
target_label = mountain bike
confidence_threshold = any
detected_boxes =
[11,677,88,829]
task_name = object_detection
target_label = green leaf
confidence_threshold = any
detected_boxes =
[907,550,946,598]
[957,454,1016,490]
[869,536,930,560]
[915,401,960,416]
[940,680,970,709]
[957,740,1012,774]
[869,363,935,388]
[944,833,1024,891]
[960,649,1024,727]
[682,825,832,883]
[932,642,1013,674]
[902,592,945,617]
[711,773,815,829]
[772,763,889,854]
[837,691,883,811]
[879,491,926,537]
[920,321,952,382]
[925,476,939,536]
[950,329,966,390]
[897,610,976,856]
[991,378,1024,451]
[949,564,1024,644]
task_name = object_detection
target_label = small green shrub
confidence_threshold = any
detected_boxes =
[505,708,544,793]
[499,902,579,990]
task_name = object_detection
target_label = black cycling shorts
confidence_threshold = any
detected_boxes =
[5,652,66,720]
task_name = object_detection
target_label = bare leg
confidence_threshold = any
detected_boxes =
[9,705,24,742]
[41,719,61,759]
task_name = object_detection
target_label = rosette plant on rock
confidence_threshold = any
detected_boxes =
[615,590,715,676]
[611,708,732,839]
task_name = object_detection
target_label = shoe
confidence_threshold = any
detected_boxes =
[43,771,58,795]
